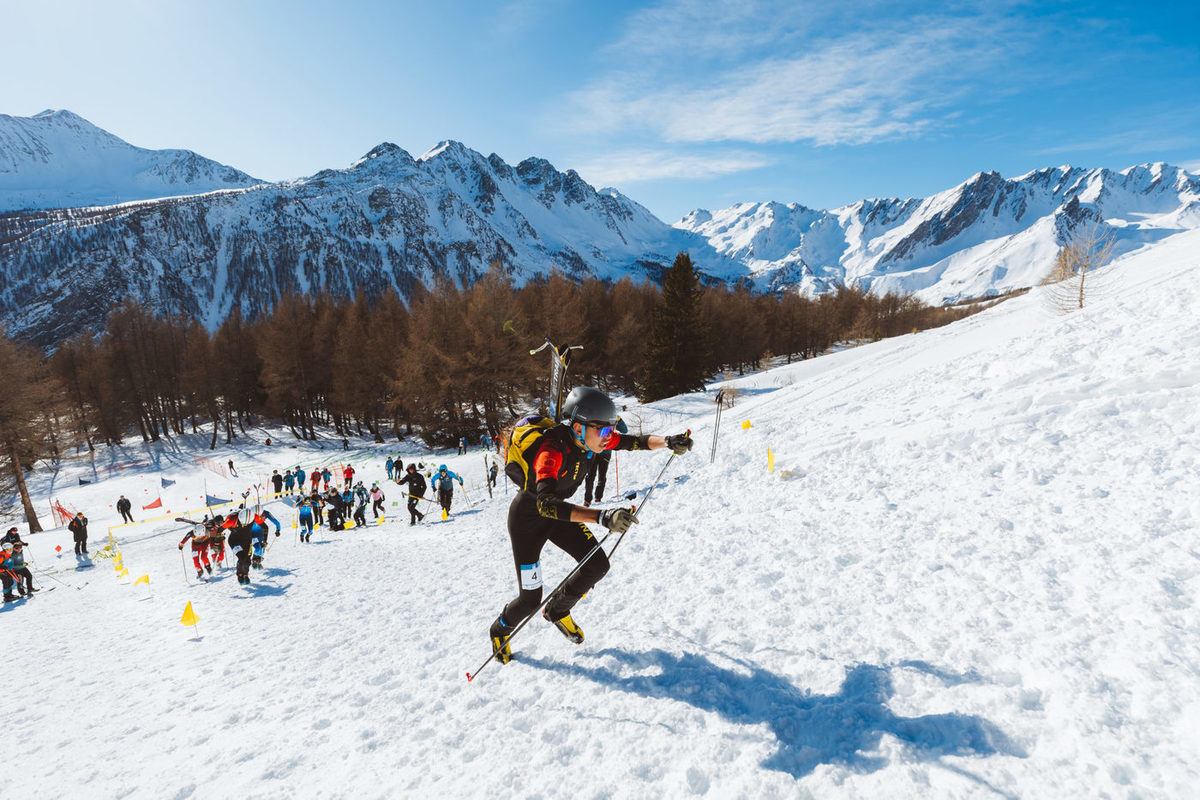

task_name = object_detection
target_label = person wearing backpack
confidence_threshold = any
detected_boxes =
[297,496,315,542]
[398,465,427,525]
[488,386,692,664]
[68,512,89,555]
[432,465,463,517]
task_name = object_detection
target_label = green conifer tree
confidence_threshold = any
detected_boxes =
[640,252,710,402]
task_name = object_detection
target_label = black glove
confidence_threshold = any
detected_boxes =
[178,544,184,550]
[665,433,693,455]
[598,507,638,534]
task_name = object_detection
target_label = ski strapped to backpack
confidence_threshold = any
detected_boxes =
[503,414,556,491]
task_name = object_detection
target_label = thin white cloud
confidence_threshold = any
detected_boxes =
[601,0,823,64]
[491,0,566,38]
[574,149,773,187]
[566,2,1023,147]
[1035,128,1199,156]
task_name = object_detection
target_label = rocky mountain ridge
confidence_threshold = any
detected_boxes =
[1,110,1197,346]
[676,163,1200,301]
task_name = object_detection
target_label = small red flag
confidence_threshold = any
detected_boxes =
[143,497,163,510]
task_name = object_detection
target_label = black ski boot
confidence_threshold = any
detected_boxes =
[205,563,213,575]
[196,569,204,579]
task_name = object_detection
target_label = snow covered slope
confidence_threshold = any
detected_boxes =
[0,109,261,212]
[4,228,1198,797]
[677,164,1200,304]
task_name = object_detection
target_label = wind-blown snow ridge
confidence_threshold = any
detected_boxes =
[0,109,262,212]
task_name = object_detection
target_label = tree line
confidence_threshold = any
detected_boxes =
[2,253,986,529]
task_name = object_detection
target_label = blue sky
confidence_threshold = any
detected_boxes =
[3,0,1198,221]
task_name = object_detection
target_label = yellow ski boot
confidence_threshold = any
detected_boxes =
[543,609,584,644]
[489,615,514,664]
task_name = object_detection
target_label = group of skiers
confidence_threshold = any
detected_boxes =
[178,504,280,585]
[269,463,364,498]
[8,385,693,674]
[293,479,387,538]
[389,461,463,524]
[2,527,38,602]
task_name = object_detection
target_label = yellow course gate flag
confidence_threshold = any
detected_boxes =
[181,601,200,627]
[767,447,775,473]
[134,574,150,586]
[742,420,752,430]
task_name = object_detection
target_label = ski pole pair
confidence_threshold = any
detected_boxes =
[466,445,685,683]
[29,561,80,590]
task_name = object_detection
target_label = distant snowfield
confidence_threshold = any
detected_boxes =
[5,230,1199,798]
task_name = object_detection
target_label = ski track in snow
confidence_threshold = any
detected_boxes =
[5,229,1200,798]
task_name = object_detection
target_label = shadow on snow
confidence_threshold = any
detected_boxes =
[232,580,293,598]
[522,648,1024,787]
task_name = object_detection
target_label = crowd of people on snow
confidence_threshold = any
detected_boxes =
[3,395,692,649]
[2,527,38,602]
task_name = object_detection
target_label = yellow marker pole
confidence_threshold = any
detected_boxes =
[181,601,201,638]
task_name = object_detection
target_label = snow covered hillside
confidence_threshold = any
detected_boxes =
[3,228,1198,798]
[0,130,728,346]
[677,163,1200,305]
[0,109,262,212]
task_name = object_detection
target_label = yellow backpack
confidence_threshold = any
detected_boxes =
[504,415,557,490]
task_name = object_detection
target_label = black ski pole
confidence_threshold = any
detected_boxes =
[29,562,82,590]
[606,430,688,562]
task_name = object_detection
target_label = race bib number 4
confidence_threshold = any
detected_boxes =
[519,562,543,590]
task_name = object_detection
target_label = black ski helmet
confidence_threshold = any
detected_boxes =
[561,386,618,426]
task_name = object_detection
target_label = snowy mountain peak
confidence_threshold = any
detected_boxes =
[0,127,734,344]
[350,142,416,170]
[3,109,1199,343]
[417,139,474,162]
[0,109,261,212]
[677,162,1200,303]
